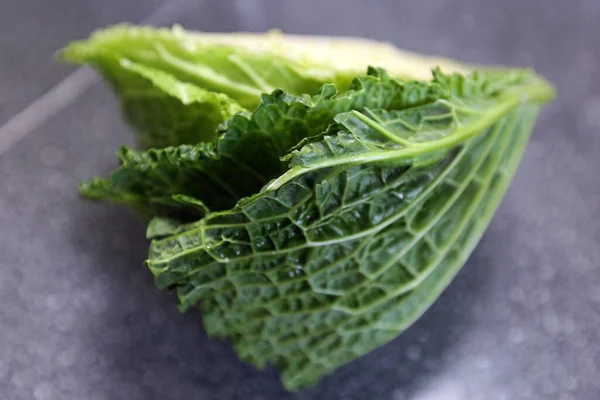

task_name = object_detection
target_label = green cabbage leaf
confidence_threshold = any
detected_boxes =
[62,25,555,390]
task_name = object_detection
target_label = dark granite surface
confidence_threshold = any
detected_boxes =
[1,1,599,399]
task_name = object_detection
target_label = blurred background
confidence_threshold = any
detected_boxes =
[0,1,599,399]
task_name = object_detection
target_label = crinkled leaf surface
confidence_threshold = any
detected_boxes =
[65,26,555,392]
[79,144,237,219]
[149,105,538,389]
[144,72,553,390]
[79,68,453,219]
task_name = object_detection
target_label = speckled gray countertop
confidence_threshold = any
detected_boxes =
[1,1,599,399]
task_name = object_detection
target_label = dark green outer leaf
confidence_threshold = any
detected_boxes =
[79,144,244,219]
[146,103,539,390]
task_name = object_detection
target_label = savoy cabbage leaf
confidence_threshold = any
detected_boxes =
[61,24,473,149]
[77,67,452,219]
[62,25,555,391]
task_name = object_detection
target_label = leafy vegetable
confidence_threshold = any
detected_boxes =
[62,25,555,390]
[60,24,472,149]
